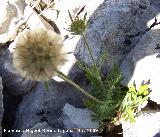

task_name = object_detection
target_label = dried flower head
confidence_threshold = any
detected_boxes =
[13,28,67,81]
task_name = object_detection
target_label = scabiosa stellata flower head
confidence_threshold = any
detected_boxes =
[13,28,68,81]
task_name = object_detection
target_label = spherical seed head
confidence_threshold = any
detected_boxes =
[13,28,67,81]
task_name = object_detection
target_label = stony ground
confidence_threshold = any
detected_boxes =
[0,0,160,137]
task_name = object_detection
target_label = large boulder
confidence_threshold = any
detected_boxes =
[75,0,159,68]
[11,81,84,137]
[122,111,160,137]
[73,0,160,104]
[120,29,160,104]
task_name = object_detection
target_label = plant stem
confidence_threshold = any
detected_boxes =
[56,70,102,104]
[82,34,96,66]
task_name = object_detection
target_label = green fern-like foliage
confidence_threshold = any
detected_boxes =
[77,56,126,128]
[76,29,151,130]
[77,52,151,130]
[114,81,150,124]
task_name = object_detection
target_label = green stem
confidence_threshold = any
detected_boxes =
[55,70,102,104]
[82,34,96,66]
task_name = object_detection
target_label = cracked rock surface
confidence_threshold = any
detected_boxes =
[75,0,159,68]
[11,81,85,137]
[1,0,160,137]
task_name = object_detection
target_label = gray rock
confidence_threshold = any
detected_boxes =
[120,29,160,104]
[122,111,160,137]
[0,47,36,95]
[58,103,99,137]
[60,103,99,128]
[12,80,84,137]
[2,92,22,137]
[75,0,159,68]
[21,122,70,137]
[0,77,3,136]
